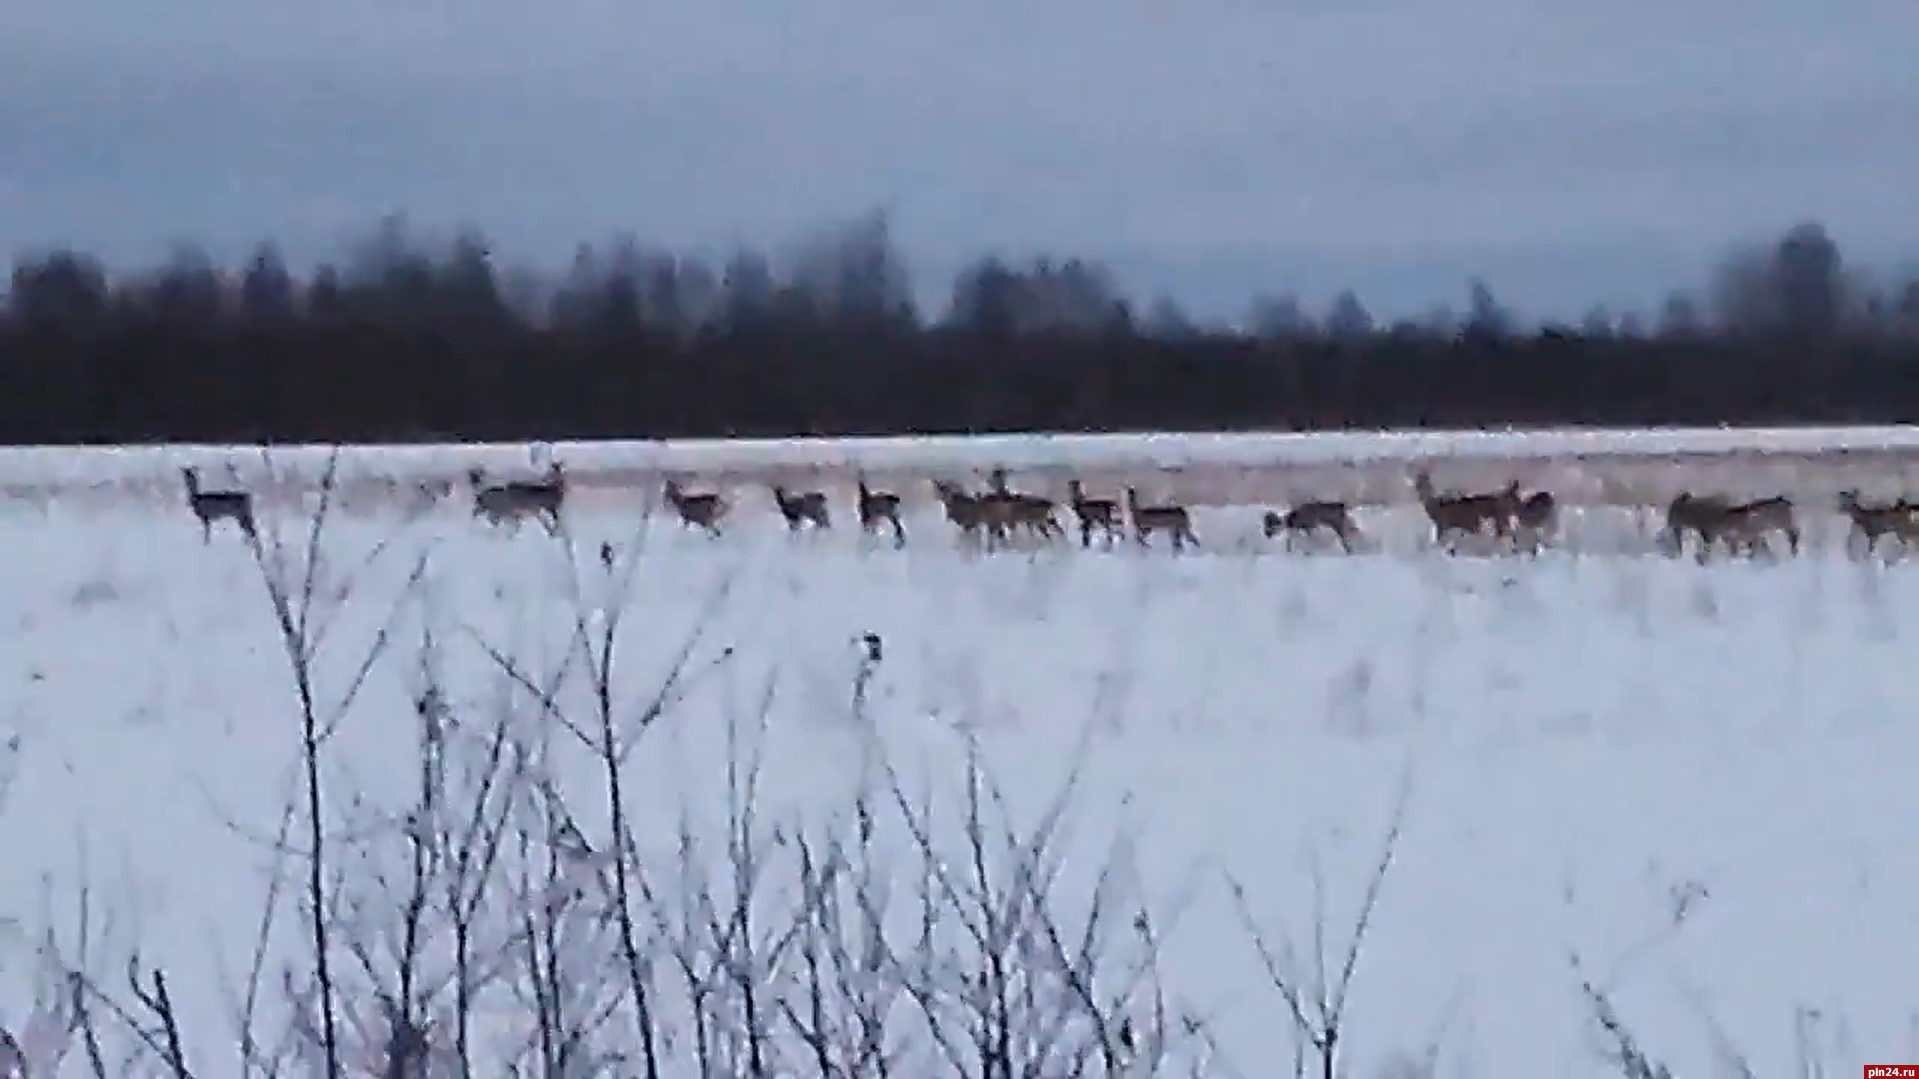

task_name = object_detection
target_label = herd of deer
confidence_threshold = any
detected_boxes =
[171,463,1919,562]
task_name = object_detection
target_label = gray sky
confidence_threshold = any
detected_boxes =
[2,0,1914,320]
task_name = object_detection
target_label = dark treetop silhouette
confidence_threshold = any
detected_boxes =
[3,215,1916,445]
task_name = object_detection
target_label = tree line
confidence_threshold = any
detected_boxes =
[3,214,1917,445]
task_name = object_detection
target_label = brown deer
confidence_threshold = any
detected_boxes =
[1001,495,1066,543]
[1263,500,1359,553]
[856,478,906,546]
[983,468,1065,545]
[771,485,831,531]
[1838,489,1919,558]
[931,480,995,547]
[470,463,566,532]
[1126,487,1199,551]
[1718,496,1800,559]
[1412,470,1512,552]
[1506,485,1559,554]
[663,478,727,536]
[181,467,257,544]
[1661,492,1733,561]
[1067,479,1122,549]
[1662,492,1799,561]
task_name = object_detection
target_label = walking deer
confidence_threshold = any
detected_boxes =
[984,468,1065,545]
[663,478,727,536]
[1661,492,1731,560]
[1662,492,1798,561]
[1263,500,1359,553]
[470,463,566,533]
[1718,496,1800,558]
[1412,470,1512,552]
[1126,487,1199,551]
[932,479,992,545]
[1838,489,1919,558]
[857,478,906,547]
[1067,479,1122,548]
[181,467,257,544]
[771,485,831,531]
[1508,485,1559,554]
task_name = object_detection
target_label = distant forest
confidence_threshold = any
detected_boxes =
[3,214,1918,445]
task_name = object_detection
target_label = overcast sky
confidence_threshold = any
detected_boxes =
[2,0,1914,319]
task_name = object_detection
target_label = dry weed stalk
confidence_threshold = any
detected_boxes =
[1228,767,1413,1079]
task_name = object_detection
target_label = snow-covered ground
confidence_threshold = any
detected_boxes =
[5,424,1919,492]
[0,464,1914,1076]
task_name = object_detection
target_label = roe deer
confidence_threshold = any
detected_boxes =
[771,485,831,531]
[1661,492,1732,560]
[1718,496,1800,558]
[1067,479,1121,549]
[1125,488,1199,551]
[1263,500,1359,553]
[181,467,257,544]
[1507,485,1559,554]
[857,478,906,546]
[1663,493,1799,561]
[470,463,566,532]
[932,480,994,546]
[1412,470,1511,552]
[1000,495,1065,544]
[663,478,727,536]
[984,468,1065,545]
[1838,489,1919,558]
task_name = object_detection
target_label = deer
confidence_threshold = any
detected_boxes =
[662,478,727,536]
[469,463,566,533]
[1837,489,1919,558]
[1717,496,1801,559]
[771,485,831,531]
[1263,500,1359,553]
[932,479,995,547]
[1662,492,1799,561]
[1000,495,1066,544]
[181,467,257,544]
[1661,492,1733,561]
[1125,487,1199,551]
[982,468,1065,545]
[856,478,906,547]
[1066,479,1122,549]
[1412,469,1512,553]
[1505,484,1559,555]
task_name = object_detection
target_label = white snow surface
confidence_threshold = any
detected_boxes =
[0,440,1915,1075]
[4,425,1919,489]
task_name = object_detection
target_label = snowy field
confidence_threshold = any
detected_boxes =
[0,436,1917,1076]
[7,424,1919,501]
